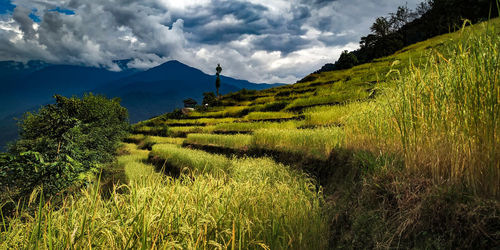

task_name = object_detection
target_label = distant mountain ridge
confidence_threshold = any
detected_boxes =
[0,60,283,150]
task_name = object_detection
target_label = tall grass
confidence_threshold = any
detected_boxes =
[188,106,249,118]
[167,126,215,136]
[165,117,236,126]
[131,124,169,136]
[150,144,232,175]
[213,121,297,133]
[244,111,296,121]
[391,21,499,196]
[185,133,253,150]
[252,127,345,160]
[0,144,327,249]
[284,90,369,111]
[144,136,185,145]
[303,101,371,127]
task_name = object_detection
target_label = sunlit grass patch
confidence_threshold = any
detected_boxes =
[248,101,289,112]
[131,124,169,136]
[167,126,215,137]
[213,121,297,133]
[303,101,372,127]
[165,117,236,126]
[185,133,252,150]
[252,127,345,160]
[144,136,185,145]
[244,111,297,121]
[124,134,146,144]
[188,106,250,118]
[252,96,275,104]
[285,89,370,111]
[150,143,232,175]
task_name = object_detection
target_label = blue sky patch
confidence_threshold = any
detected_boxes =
[49,7,75,15]
[0,0,16,14]
[29,9,41,22]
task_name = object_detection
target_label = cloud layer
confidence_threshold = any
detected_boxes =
[0,0,423,83]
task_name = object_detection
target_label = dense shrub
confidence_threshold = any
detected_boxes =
[1,94,129,205]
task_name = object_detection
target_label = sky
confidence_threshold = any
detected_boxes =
[0,0,424,83]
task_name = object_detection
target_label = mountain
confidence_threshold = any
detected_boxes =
[0,60,283,150]
[0,60,48,81]
[97,60,283,123]
[0,63,136,118]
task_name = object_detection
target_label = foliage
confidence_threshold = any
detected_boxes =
[182,98,197,108]
[202,92,217,107]
[335,50,359,70]
[2,94,129,204]
[0,152,83,202]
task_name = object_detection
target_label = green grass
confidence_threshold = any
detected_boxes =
[185,133,253,150]
[303,101,371,127]
[165,117,236,126]
[144,136,185,145]
[244,111,297,121]
[188,106,250,118]
[284,88,370,111]
[167,126,215,136]
[248,101,288,112]
[124,134,146,144]
[131,124,169,136]
[213,121,297,133]
[150,143,232,175]
[252,127,345,160]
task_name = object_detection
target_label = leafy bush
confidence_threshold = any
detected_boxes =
[1,94,129,204]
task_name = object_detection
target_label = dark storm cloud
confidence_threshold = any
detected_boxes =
[252,34,310,54]
[12,6,35,39]
[177,1,271,44]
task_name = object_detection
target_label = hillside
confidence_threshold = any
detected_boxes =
[1,18,498,248]
[0,60,281,149]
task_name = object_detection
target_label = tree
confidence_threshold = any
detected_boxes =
[370,17,391,37]
[202,92,217,107]
[11,93,128,167]
[215,64,222,97]
[416,0,432,16]
[183,98,197,108]
[335,50,359,70]
[389,5,417,31]
[2,94,129,206]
